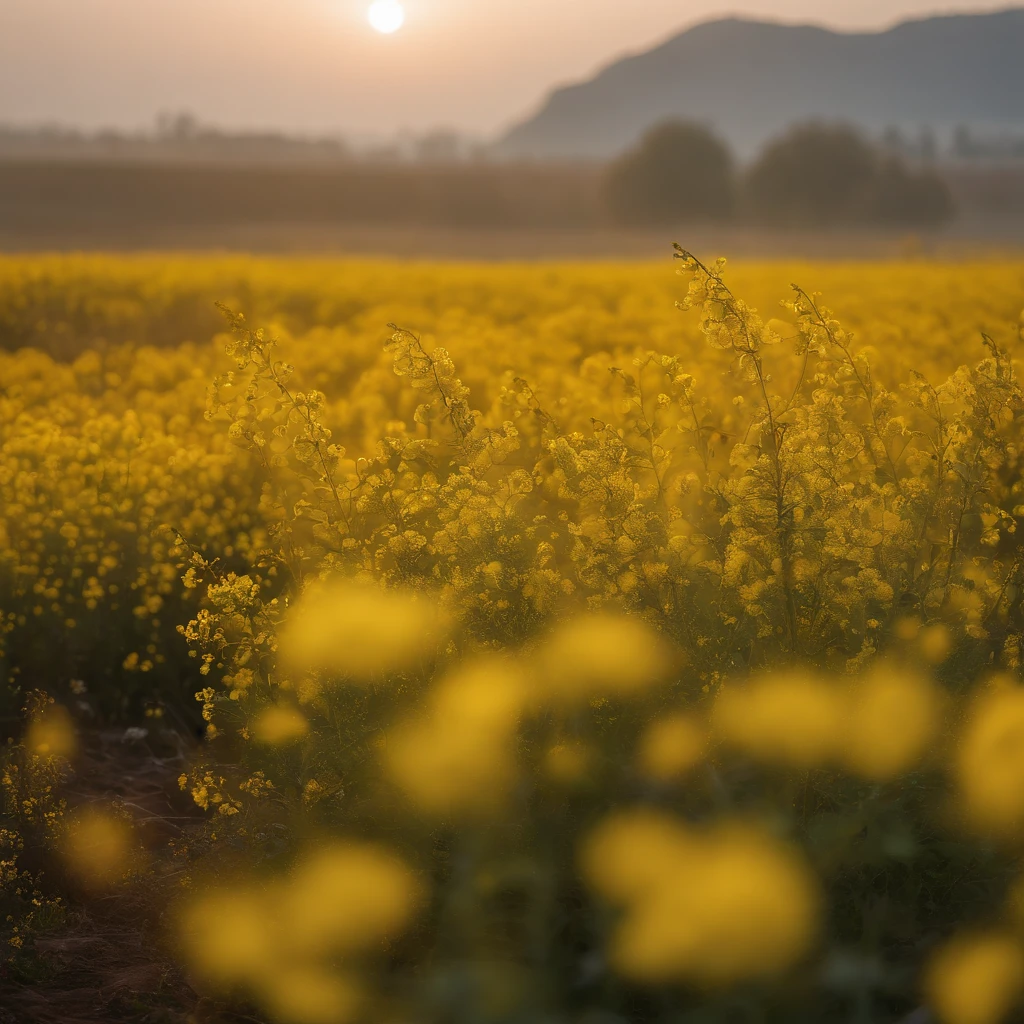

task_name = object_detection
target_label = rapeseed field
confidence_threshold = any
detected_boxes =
[2,251,1024,1024]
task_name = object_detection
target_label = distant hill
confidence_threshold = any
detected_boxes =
[496,9,1024,161]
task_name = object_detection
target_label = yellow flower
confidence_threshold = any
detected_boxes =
[920,623,953,664]
[956,685,1024,835]
[384,659,525,816]
[180,841,419,1013]
[582,810,820,984]
[279,578,449,683]
[278,843,421,954]
[713,672,845,769]
[252,705,309,746]
[926,932,1024,1024]
[543,740,592,785]
[258,967,362,1024]
[179,886,276,986]
[25,705,76,761]
[536,614,671,707]
[637,712,707,781]
[841,667,942,780]
[62,808,134,890]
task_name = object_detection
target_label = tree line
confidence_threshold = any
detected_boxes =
[604,121,955,227]
[0,124,966,249]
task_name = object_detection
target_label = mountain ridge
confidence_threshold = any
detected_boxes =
[496,8,1024,160]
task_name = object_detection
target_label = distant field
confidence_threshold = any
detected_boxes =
[3,252,1023,357]
[1,159,1022,258]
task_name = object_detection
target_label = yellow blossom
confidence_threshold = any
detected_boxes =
[927,932,1024,1024]
[252,705,310,745]
[62,808,134,889]
[536,614,671,706]
[713,672,845,769]
[637,712,707,780]
[956,685,1024,834]
[582,810,820,984]
[25,705,76,761]
[841,667,942,780]
[279,578,448,683]
[384,659,525,815]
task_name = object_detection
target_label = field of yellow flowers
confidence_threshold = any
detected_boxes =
[3,250,1024,1024]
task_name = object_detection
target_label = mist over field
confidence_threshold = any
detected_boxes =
[0,0,1012,136]
[2,7,1024,255]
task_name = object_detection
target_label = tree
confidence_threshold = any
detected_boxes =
[745,122,954,227]
[745,123,878,225]
[602,121,736,225]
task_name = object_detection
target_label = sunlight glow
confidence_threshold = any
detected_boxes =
[368,0,405,34]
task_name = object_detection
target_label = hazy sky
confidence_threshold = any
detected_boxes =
[0,0,1013,138]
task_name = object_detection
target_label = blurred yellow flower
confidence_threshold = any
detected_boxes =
[179,886,276,986]
[582,809,697,904]
[894,616,922,641]
[25,704,77,760]
[582,811,820,984]
[713,668,940,780]
[259,966,363,1024]
[179,841,419,1019]
[956,686,1024,834]
[927,932,1024,1024]
[637,712,706,781]
[279,578,448,683]
[62,807,134,890]
[252,705,309,745]
[841,668,942,780]
[920,623,953,664]
[713,673,844,769]
[278,843,421,954]
[384,659,525,816]
[536,614,671,706]
[543,740,592,785]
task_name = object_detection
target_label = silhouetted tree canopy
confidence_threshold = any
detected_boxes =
[745,123,954,226]
[603,121,735,225]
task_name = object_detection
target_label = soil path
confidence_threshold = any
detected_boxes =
[0,725,248,1024]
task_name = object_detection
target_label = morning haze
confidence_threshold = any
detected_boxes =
[0,0,1013,137]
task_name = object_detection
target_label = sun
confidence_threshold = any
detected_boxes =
[368,0,405,34]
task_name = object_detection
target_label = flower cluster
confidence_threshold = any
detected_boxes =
[1,253,1024,1022]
